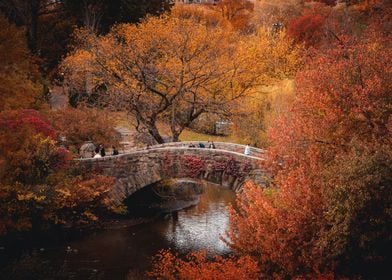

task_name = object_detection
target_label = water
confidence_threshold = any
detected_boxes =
[0,183,236,280]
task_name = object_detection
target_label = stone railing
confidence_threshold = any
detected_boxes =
[128,141,266,159]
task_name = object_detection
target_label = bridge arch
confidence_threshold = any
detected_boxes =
[79,145,268,206]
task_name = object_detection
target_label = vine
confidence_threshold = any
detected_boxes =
[183,155,204,178]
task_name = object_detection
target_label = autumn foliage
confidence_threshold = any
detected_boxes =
[287,10,327,48]
[50,106,120,152]
[0,14,42,110]
[62,12,301,143]
[227,29,391,278]
[149,250,260,280]
[0,0,391,278]
[0,109,115,236]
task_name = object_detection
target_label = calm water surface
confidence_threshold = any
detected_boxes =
[1,183,235,280]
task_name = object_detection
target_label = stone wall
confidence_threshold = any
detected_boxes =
[79,147,268,205]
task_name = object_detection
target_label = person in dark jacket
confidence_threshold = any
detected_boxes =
[112,146,119,155]
[100,146,106,157]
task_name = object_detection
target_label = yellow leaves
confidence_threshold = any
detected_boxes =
[110,204,128,215]
[56,188,72,198]
[16,193,35,201]
[62,7,302,142]
[83,210,98,221]
[16,192,46,202]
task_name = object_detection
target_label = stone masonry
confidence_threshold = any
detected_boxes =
[79,144,268,205]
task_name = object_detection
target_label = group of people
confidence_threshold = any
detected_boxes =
[93,145,119,158]
[188,141,252,156]
[90,141,251,158]
[188,141,216,149]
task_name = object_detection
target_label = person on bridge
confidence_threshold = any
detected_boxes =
[100,146,106,157]
[112,146,119,155]
[93,152,102,158]
[244,144,251,155]
[198,142,205,148]
[189,143,196,148]
[209,141,216,149]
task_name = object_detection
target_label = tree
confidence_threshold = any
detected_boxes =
[287,9,328,48]
[171,3,228,28]
[227,29,391,278]
[321,147,392,278]
[209,0,255,31]
[0,0,64,53]
[62,15,300,143]
[64,0,173,32]
[0,14,43,110]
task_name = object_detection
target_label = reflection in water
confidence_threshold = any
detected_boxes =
[164,185,233,255]
[0,183,236,280]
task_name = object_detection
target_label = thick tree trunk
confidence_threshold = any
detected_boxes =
[147,124,165,144]
[172,132,180,142]
[28,0,40,54]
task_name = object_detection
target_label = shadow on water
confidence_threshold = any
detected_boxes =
[0,181,236,280]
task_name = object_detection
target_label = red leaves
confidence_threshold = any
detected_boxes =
[0,109,116,235]
[149,250,260,280]
[287,13,326,48]
[50,107,120,150]
[227,32,391,278]
[0,109,57,138]
[184,155,204,178]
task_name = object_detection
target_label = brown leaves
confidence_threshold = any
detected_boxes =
[50,106,121,151]
[0,14,42,111]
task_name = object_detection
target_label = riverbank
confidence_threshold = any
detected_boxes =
[0,183,235,280]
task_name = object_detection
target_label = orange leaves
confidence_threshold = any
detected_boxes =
[149,250,260,280]
[212,0,255,31]
[0,14,42,111]
[50,107,120,151]
[228,28,391,278]
[53,175,115,225]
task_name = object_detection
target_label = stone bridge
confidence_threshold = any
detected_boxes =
[79,142,268,205]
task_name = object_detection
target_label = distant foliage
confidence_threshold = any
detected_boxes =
[50,107,120,152]
[287,12,327,47]
[0,14,42,110]
[210,0,255,32]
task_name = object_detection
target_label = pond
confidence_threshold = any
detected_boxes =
[0,183,236,280]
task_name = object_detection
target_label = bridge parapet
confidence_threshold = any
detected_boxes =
[133,141,266,158]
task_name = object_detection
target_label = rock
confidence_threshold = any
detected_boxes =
[153,179,204,200]
[79,141,96,158]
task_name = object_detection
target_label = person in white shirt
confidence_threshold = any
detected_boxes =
[244,144,251,155]
[93,152,102,158]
